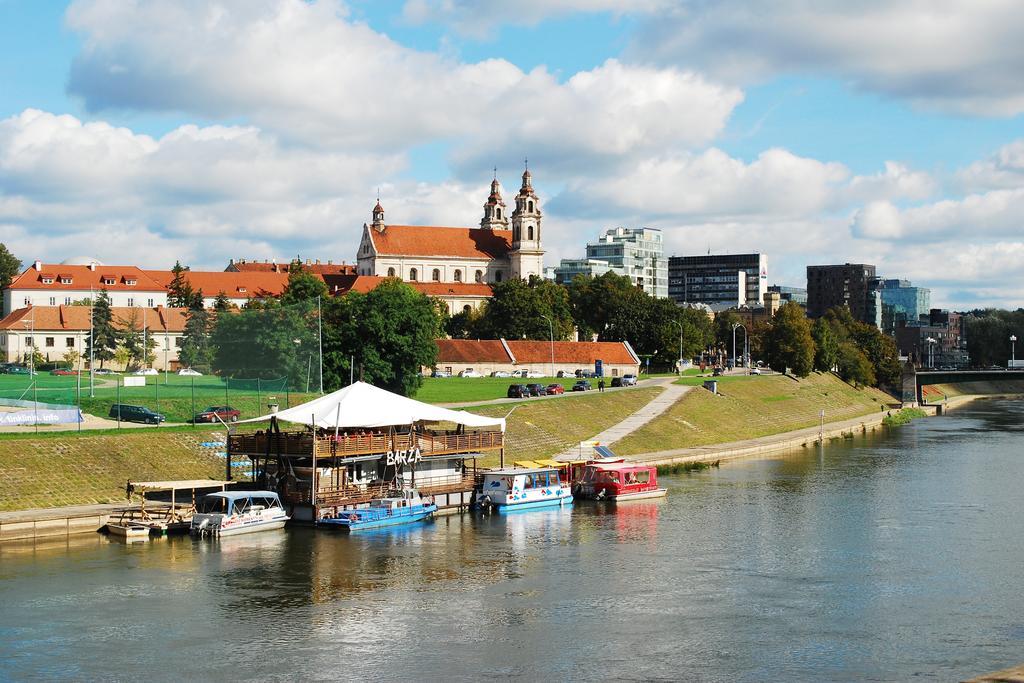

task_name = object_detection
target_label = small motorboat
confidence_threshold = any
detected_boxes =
[106,520,153,541]
[573,460,666,501]
[190,491,289,537]
[318,489,437,532]
[473,467,573,512]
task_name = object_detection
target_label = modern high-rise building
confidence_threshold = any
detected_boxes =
[768,285,807,306]
[806,263,877,324]
[554,227,668,297]
[668,254,768,309]
[877,278,931,332]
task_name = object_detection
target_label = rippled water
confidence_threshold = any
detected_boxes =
[2,399,1023,682]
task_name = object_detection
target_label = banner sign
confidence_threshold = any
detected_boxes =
[0,408,83,426]
[123,377,146,387]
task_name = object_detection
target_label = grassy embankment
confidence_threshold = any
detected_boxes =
[613,372,895,456]
[0,387,661,510]
[921,379,1024,403]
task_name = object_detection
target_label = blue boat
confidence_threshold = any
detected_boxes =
[473,467,573,512]
[318,489,438,532]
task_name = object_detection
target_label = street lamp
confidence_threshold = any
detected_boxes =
[672,320,684,374]
[731,322,747,371]
[540,314,554,378]
[925,337,937,369]
[1012,334,1018,367]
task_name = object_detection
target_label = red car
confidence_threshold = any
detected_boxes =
[50,369,78,376]
[193,405,241,423]
[545,383,565,395]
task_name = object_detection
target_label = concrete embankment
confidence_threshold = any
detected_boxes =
[0,503,126,542]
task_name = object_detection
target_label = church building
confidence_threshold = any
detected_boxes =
[355,168,545,307]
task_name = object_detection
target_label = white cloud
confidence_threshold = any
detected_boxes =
[958,139,1024,191]
[850,188,1024,242]
[630,0,1024,116]
[65,0,741,161]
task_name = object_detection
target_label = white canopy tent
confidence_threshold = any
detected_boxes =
[239,381,505,432]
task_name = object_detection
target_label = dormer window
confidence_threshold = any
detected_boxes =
[101,276,116,286]
[237,287,247,293]
[41,277,54,285]
[59,277,72,285]
[124,278,137,286]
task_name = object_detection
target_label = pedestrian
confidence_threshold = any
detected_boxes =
[598,379,605,392]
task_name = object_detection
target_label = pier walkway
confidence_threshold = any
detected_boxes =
[0,503,127,542]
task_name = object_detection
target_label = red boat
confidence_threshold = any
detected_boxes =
[572,459,667,501]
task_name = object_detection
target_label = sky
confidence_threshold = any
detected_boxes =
[1,0,1023,310]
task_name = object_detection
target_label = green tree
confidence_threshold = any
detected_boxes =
[568,271,640,340]
[811,318,840,372]
[474,277,572,340]
[167,261,197,308]
[118,309,157,369]
[62,348,81,370]
[824,306,901,386]
[836,341,876,387]
[767,302,816,377]
[87,289,117,368]
[0,243,22,317]
[180,299,215,372]
[211,300,317,386]
[281,264,329,305]
[212,291,232,311]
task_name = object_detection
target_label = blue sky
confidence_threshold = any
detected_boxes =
[1,0,1023,309]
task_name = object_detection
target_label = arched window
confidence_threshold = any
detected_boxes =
[528,200,534,212]
[387,267,395,277]
[475,270,483,283]
[409,268,418,281]
[454,270,462,282]
[432,268,440,282]
[495,208,501,219]
[463,305,471,314]
[528,225,534,240]
[495,271,503,283]
[513,226,520,241]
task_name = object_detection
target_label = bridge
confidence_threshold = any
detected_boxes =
[902,366,1024,405]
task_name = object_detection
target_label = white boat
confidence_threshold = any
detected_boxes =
[106,520,153,541]
[473,467,573,511]
[190,491,289,537]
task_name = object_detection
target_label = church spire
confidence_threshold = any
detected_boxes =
[371,194,385,231]
[480,171,508,230]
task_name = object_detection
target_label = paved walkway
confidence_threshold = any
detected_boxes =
[554,377,691,460]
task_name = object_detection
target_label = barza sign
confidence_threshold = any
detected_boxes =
[386,448,422,467]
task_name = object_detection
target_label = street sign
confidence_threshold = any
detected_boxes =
[123,376,146,387]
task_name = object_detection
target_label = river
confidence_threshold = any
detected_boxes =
[2,399,1023,681]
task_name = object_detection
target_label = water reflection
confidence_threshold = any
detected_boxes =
[1,400,1023,681]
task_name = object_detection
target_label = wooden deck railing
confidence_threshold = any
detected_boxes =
[280,475,478,508]
[230,430,502,459]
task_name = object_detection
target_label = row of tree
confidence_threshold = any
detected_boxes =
[964,309,1024,367]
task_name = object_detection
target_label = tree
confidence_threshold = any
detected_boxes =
[212,291,232,312]
[167,261,197,308]
[211,300,316,386]
[62,348,81,370]
[568,271,641,340]
[824,306,901,387]
[281,264,329,306]
[87,289,117,369]
[180,299,215,372]
[321,280,443,395]
[473,277,573,340]
[811,318,839,372]
[0,243,22,317]
[118,309,157,369]
[767,302,816,377]
[836,341,876,387]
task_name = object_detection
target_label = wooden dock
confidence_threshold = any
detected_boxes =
[964,664,1024,682]
[0,503,128,542]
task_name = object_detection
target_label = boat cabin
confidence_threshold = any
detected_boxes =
[475,466,573,510]
[574,461,666,501]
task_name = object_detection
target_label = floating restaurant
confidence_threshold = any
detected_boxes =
[228,382,506,522]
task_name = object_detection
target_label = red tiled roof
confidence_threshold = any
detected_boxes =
[325,275,493,298]
[505,340,639,365]
[143,270,300,298]
[8,265,166,292]
[370,225,512,259]
[434,339,640,366]
[435,339,511,363]
[227,261,356,275]
[0,306,188,333]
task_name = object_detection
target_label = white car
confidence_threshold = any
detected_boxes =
[459,369,482,378]
[522,370,545,379]
[749,367,762,375]
[178,368,203,376]
[490,371,512,378]
[133,368,158,376]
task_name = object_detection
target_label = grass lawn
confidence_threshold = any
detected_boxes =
[613,372,895,456]
[466,387,662,467]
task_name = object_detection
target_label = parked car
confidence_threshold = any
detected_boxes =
[491,370,512,378]
[459,369,482,378]
[572,380,592,392]
[749,367,762,375]
[545,383,564,395]
[109,404,165,425]
[621,374,637,386]
[431,369,452,378]
[712,367,724,377]
[526,383,548,397]
[3,365,34,375]
[517,369,544,379]
[133,368,158,376]
[93,368,118,375]
[50,369,78,376]
[193,405,241,423]
[575,369,596,378]
[610,377,623,387]
[506,384,529,399]
[177,368,203,376]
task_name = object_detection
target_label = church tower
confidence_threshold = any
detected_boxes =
[480,174,509,230]
[509,164,544,280]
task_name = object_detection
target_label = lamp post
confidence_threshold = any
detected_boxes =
[540,314,554,378]
[926,337,936,369]
[1012,334,1017,367]
[731,322,747,371]
[672,320,683,374]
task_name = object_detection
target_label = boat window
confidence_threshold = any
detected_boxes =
[199,497,227,514]
[634,471,650,484]
[233,499,250,514]
[538,471,549,487]
[581,469,594,483]
[523,475,534,489]
[598,471,619,484]
[551,471,560,485]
